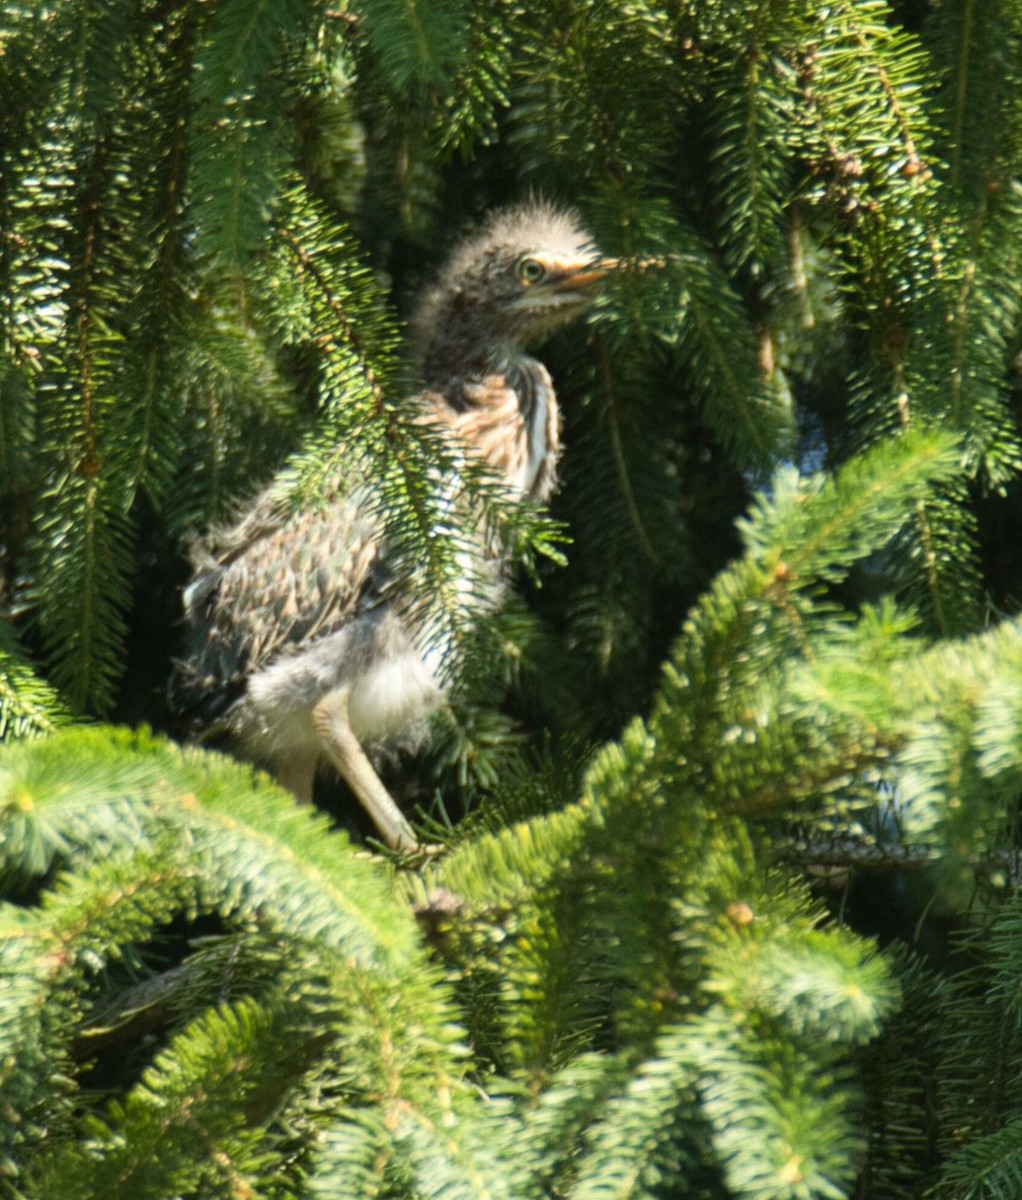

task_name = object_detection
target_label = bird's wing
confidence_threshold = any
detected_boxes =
[169,482,386,725]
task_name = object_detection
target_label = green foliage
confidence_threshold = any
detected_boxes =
[0,729,486,1197]
[4,0,1022,1196]
[0,621,67,744]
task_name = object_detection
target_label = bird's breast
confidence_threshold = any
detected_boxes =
[451,357,562,503]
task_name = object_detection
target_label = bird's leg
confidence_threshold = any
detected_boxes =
[312,689,418,853]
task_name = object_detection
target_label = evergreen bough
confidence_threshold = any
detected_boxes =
[4,1,1022,1196]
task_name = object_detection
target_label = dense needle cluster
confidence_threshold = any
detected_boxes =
[169,203,605,850]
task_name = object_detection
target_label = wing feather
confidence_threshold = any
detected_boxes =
[169,481,384,725]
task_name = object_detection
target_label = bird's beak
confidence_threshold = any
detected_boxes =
[559,255,668,287]
[551,258,614,292]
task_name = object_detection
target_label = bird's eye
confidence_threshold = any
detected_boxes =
[517,256,546,285]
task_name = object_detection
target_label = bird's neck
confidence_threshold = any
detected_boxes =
[419,348,562,505]
[420,328,522,392]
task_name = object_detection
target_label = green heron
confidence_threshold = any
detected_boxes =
[169,203,605,851]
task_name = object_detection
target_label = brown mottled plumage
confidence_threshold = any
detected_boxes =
[169,203,604,850]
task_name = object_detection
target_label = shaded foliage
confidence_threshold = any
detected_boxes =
[4,1,1022,1197]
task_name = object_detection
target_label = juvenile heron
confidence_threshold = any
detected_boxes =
[169,202,605,851]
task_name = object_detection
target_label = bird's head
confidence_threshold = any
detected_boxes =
[413,202,605,379]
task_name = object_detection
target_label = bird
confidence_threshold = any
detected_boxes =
[168,202,606,852]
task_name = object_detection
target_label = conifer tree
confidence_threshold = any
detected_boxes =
[4,1,1022,1196]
